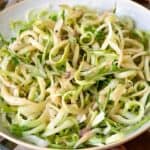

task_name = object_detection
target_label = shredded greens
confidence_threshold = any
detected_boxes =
[0,5,150,149]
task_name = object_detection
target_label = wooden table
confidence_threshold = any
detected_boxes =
[134,0,150,8]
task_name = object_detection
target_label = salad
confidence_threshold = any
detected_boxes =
[0,5,150,149]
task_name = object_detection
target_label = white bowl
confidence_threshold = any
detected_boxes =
[0,0,150,149]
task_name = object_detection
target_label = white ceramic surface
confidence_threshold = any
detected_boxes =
[0,0,150,149]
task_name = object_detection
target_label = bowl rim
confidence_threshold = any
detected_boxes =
[0,0,149,15]
[0,0,150,149]
[0,121,149,150]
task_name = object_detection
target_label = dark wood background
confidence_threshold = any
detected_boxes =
[134,0,150,8]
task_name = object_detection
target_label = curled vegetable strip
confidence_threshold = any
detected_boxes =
[74,128,99,148]
[101,20,112,50]
[18,101,45,118]
[144,56,150,81]
[111,101,145,125]
[105,133,124,144]
[23,135,49,147]
[0,76,17,89]
[131,81,149,97]
[53,18,63,45]
[49,40,69,66]
[19,30,38,40]
[80,32,95,45]
[26,37,44,52]
[92,111,105,127]
[36,77,46,101]
[1,86,30,106]
[43,118,75,136]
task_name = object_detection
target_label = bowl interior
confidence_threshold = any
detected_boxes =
[0,0,150,39]
[0,0,150,149]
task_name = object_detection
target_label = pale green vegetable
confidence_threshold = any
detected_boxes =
[0,5,149,149]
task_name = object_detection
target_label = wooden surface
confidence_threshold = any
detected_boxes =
[125,132,150,150]
[134,0,150,8]
[0,0,150,150]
